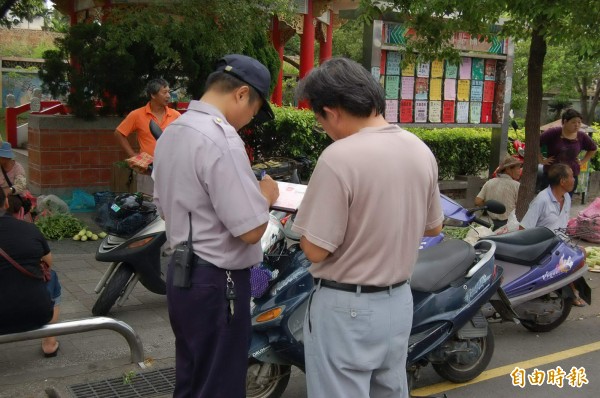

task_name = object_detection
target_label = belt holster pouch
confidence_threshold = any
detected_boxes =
[171,212,194,288]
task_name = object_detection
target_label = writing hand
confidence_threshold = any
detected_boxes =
[259,175,279,206]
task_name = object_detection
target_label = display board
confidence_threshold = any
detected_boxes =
[371,21,510,126]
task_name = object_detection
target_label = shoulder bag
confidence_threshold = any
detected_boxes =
[0,248,51,282]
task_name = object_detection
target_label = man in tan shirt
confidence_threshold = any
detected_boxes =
[293,58,443,398]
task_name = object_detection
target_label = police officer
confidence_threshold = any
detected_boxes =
[152,54,279,398]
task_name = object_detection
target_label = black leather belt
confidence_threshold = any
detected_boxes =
[317,278,407,293]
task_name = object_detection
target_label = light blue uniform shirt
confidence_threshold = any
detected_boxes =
[520,187,571,231]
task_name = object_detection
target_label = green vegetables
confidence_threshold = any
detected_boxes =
[442,226,470,240]
[35,214,86,240]
[585,247,600,271]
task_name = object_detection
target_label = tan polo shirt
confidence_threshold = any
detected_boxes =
[152,101,269,270]
[292,124,443,286]
[476,174,520,221]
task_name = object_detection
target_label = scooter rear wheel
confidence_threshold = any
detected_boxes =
[246,359,291,398]
[92,263,134,316]
[519,294,573,333]
[432,330,494,383]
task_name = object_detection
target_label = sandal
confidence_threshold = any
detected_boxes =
[573,298,586,307]
[43,342,60,358]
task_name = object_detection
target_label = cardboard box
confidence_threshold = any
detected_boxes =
[110,162,137,193]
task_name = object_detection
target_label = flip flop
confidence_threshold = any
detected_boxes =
[43,342,60,358]
[573,298,586,307]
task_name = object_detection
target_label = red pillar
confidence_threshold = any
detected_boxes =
[319,12,333,64]
[298,0,314,109]
[271,17,284,106]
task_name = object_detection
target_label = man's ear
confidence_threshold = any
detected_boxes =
[322,106,339,121]
[235,85,251,102]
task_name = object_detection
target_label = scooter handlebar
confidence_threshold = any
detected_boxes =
[474,217,492,228]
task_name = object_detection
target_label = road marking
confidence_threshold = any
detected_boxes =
[411,340,600,396]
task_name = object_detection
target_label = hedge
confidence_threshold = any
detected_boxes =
[243,105,530,180]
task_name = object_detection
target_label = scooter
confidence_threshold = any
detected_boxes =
[91,121,305,316]
[246,213,516,398]
[437,194,592,332]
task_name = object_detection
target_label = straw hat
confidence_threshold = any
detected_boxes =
[498,156,522,173]
[0,142,15,159]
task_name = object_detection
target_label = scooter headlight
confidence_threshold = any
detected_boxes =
[127,236,154,249]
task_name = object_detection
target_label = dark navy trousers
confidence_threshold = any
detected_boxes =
[167,258,251,398]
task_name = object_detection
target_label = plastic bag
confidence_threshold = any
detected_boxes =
[494,210,520,235]
[570,197,600,243]
[68,189,96,212]
[36,194,70,215]
[464,226,494,245]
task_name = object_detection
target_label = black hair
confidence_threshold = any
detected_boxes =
[295,57,385,118]
[561,108,582,123]
[146,78,169,99]
[205,71,262,104]
[547,163,572,186]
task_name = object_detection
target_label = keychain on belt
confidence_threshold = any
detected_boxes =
[225,271,236,318]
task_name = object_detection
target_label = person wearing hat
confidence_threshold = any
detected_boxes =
[152,54,279,397]
[114,78,181,195]
[0,142,30,217]
[475,155,522,230]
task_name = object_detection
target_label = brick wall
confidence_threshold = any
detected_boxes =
[28,114,134,197]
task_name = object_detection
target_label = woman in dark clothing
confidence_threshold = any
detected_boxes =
[0,188,60,356]
[539,109,597,196]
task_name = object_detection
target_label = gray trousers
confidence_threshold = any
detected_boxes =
[304,282,412,398]
[136,173,154,196]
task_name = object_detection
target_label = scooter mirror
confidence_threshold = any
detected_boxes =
[485,200,506,214]
[149,120,163,140]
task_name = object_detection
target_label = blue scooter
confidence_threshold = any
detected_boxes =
[246,214,516,398]
[432,195,592,333]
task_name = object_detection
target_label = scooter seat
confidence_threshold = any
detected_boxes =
[483,227,560,265]
[411,240,476,292]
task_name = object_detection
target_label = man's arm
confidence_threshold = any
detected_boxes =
[474,196,485,207]
[239,223,268,244]
[114,130,136,158]
[424,223,443,237]
[300,236,330,263]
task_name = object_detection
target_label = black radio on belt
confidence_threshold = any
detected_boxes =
[172,212,194,288]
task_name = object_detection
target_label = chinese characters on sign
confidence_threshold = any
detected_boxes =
[510,366,589,389]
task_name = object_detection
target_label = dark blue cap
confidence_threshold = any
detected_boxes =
[215,54,274,124]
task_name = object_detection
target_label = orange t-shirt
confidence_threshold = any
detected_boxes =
[116,103,181,156]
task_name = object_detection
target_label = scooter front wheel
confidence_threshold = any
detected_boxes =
[92,264,134,316]
[246,359,291,398]
[432,330,494,383]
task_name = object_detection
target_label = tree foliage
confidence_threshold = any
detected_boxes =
[38,0,292,119]
[1,0,46,28]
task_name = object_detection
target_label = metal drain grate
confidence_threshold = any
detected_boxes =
[68,367,175,398]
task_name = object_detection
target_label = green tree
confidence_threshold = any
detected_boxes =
[367,0,600,217]
[39,0,292,119]
[1,0,46,28]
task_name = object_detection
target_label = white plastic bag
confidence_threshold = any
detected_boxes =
[36,194,70,215]
[494,210,519,235]
[464,225,494,245]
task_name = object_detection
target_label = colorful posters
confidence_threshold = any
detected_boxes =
[470,80,483,102]
[456,102,469,123]
[385,75,400,99]
[484,59,497,81]
[445,61,458,79]
[483,81,496,102]
[429,78,442,101]
[401,77,415,99]
[431,60,444,78]
[386,52,401,76]
[415,77,429,100]
[469,102,482,123]
[471,58,484,80]
[459,57,472,79]
[429,101,441,123]
[417,62,430,78]
[457,80,471,101]
[400,100,414,123]
[402,63,415,76]
[371,67,381,81]
[444,79,456,100]
[442,101,455,123]
[481,102,493,123]
[414,100,428,123]
[385,99,399,122]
